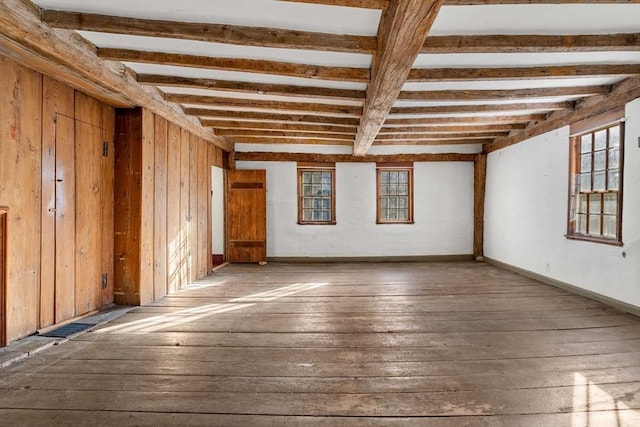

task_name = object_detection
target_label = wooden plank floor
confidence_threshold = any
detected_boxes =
[0,261,639,426]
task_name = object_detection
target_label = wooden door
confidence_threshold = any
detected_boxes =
[226,170,266,263]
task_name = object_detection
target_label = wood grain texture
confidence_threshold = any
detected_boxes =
[197,138,209,278]
[0,56,42,341]
[42,10,376,54]
[0,262,638,424]
[473,153,487,260]
[390,101,570,115]
[189,135,199,283]
[153,115,168,300]
[190,109,360,127]
[166,122,182,294]
[407,65,640,81]
[204,121,356,134]
[139,109,155,305]
[422,33,640,53]
[354,0,443,155]
[384,114,547,126]
[101,105,115,308]
[179,129,191,288]
[234,151,475,163]
[74,92,103,315]
[398,86,608,101]
[226,170,267,263]
[98,49,370,83]
[164,93,362,116]
[138,75,365,101]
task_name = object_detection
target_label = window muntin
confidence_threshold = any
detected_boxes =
[568,121,623,244]
[377,164,413,224]
[298,164,335,225]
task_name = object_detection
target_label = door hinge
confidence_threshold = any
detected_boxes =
[101,273,108,289]
[102,141,109,157]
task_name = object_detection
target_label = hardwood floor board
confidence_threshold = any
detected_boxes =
[18,338,640,364]
[1,262,638,424]
[1,409,636,427]
[2,367,640,396]
[0,384,638,416]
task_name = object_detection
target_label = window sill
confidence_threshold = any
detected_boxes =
[565,234,623,247]
[298,221,337,226]
[376,221,415,225]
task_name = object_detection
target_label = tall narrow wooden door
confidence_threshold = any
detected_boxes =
[226,170,266,263]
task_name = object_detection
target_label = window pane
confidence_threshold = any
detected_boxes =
[398,184,408,195]
[578,214,587,234]
[303,185,312,196]
[580,154,591,172]
[581,134,592,153]
[398,197,408,208]
[398,210,408,221]
[322,211,330,221]
[390,172,398,184]
[609,125,620,147]
[608,170,619,190]
[603,193,617,215]
[303,172,312,184]
[589,193,602,214]
[303,198,312,208]
[381,185,389,195]
[578,194,588,214]
[580,173,591,191]
[608,148,619,169]
[399,171,408,183]
[389,197,397,209]
[388,210,398,220]
[593,171,606,191]
[389,185,397,195]
[594,130,607,150]
[381,197,388,209]
[381,171,390,184]
[603,215,617,238]
[303,210,312,221]
[588,214,601,236]
[593,151,606,171]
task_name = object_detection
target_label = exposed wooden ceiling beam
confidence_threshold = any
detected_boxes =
[279,0,389,9]
[407,65,640,81]
[216,129,355,139]
[377,132,508,139]
[354,0,444,155]
[228,136,354,145]
[138,74,365,101]
[234,152,477,163]
[165,93,362,115]
[397,85,608,101]
[281,0,640,9]
[185,108,360,126]
[390,101,571,115]
[98,48,371,82]
[202,120,356,133]
[41,10,376,54]
[374,138,493,145]
[380,123,525,133]
[487,74,640,152]
[422,33,640,54]
[0,0,228,149]
[384,114,547,125]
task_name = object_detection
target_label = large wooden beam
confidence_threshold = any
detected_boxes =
[165,93,362,116]
[354,0,444,155]
[390,101,571,115]
[0,0,228,149]
[407,65,640,81]
[202,120,357,134]
[384,114,547,126]
[235,151,476,163]
[375,138,493,145]
[216,129,355,139]
[398,86,607,101]
[376,132,508,140]
[381,123,525,133]
[138,75,365,101]
[422,33,640,54]
[98,48,370,82]
[486,75,640,152]
[187,109,360,126]
[41,10,376,54]
[228,136,354,145]
[473,153,487,261]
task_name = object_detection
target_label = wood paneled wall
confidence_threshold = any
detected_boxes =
[0,55,115,343]
[114,108,224,306]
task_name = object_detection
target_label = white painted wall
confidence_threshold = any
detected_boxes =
[485,98,640,308]
[236,148,474,258]
[211,166,225,255]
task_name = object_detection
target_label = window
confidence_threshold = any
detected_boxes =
[377,163,413,224]
[568,115,624,245]
[297,163,335,225]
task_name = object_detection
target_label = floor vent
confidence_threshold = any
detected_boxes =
[40,322,94,338]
